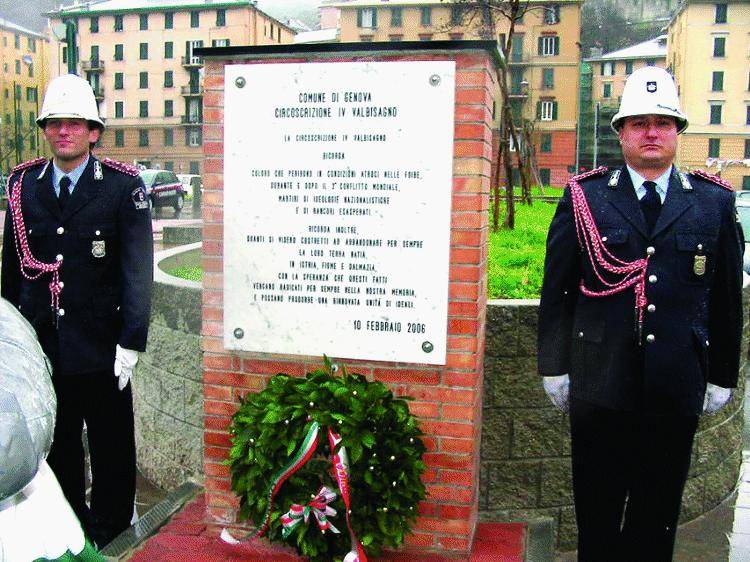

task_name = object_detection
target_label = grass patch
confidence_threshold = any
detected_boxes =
[487,200,557,299]
[167,265,202,282]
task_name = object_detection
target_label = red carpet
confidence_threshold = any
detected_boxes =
[128,497,525,561]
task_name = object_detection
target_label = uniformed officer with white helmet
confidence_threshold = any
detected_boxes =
[537,66,743,560]
[1,73,153,548]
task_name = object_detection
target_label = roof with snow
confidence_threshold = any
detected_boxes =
[586,35,668,62]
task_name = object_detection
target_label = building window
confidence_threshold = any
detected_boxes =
[115,101,123,118]
[187,128,202,147]
[747,105,750,125]
[165,12,174,29]
[745,139,750,159]
[420,7,432,26]
[540,133,552,153]
[139,43,148,60]
[190,11,200,28]
[212,39,229,47]
[90,16,99,33]
[190,161,200,175]
[543,4,560,25]
[28,63,33,78]
[357,8,376,28]
[538,35,560,56]
[164,70,173,87]
[713,36,726,57]
[451,6,464,26]
[114,15,123,32]
[15,60,20,74]
[744,176,750,191]
[646,59,656,66]
[625,60,634,74]
[542,68,554,89]
[538,100,558,121]
[710,104,722,124]
[712,71,724,91]
[603,83,612,98]
[25,87,36,101]
[28,111,34,125]
[139,71,148,88]
[139,129,149,147]
[715,3,728,24]
[29,134,35,150]
[164,129,174,146]
[114,73,123,89]
[115,129,124,147]
[139,14,148,30]
[114,44,123,61]
[216,9,226,26]
[164,100,173,117]
[139,101,148,117]
[708,138,721,158]
[164,161,174,171]
[28,38,36,52]
[540,168,552,185]
[601,61,615,76]
[391,7,402,26]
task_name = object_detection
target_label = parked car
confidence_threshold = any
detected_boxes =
[736,199,750,273]
[736,190,750,200]
[138,169,186,217]
[176,174,202,199]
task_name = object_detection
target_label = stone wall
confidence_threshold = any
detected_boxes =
[134,244,204,489]
[133,268,747,550]
[479,297,748,550]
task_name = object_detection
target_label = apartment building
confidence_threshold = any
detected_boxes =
[46,0,294,175]
[668,0,750,189]
[582,35,667,168]
[0,19,49,172]
[329,0,582,186]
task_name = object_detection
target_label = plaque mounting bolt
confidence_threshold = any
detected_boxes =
[233,328,244,339]
[429,74,441,87]
[422,341,434,353]
[235,77,246,88]
[330,362,339,373]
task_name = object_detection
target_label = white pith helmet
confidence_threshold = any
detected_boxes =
[37,74,104,128]
[611,66,688,134]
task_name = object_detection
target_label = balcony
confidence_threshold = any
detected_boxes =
[181,85,204,97]
[181,56,202,67]
[181,115,202,125]
[92,86,104,101]
[81,59,105,72]
[508,53,530,66]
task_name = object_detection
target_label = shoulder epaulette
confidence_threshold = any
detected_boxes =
[10,157,47,174]
[100,157,140,177]
[689,169,734,191]
[569,166,608,184]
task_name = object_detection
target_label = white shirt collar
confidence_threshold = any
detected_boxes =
[53,155,90,195]
[626,165,672,204]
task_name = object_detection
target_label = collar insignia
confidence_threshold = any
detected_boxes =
[608,169,621,188]
[94,160,103,181]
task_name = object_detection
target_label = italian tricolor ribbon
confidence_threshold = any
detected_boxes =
[280,486,340,538]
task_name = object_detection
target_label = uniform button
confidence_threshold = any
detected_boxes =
[706,340,710,347]
[648,274,657,284]
[578,331,584,338]
[646,246,655,256]
[697,244,704,251]
[58,308,65,317]
[646,334,655,343]
[647,304,656,312]
[59,282,64,288]
[56,254,63,262]
[28,228,32,234]
[57,227,64,235]
[601,236,608,242]
[95,230,101,236]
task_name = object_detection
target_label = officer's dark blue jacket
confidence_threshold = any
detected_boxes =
[1,155,153,375]
[538,166,743,415]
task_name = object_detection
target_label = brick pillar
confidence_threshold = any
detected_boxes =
[200,44,496,557]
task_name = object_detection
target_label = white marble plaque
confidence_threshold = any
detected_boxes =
[223,61,456,364]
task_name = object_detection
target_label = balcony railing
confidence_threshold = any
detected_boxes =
[92,86,104,100]
[81,59,105,72]
[181,56,202,67]
[508,53,529,65]
[181,85,204,96]
[181,115,203,125]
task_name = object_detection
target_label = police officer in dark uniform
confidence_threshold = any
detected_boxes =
[1,74,153,547]
[537,67,743,561]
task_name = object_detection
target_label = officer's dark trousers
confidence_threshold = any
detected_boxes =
[47,370,136,548]
[570,398,699,562]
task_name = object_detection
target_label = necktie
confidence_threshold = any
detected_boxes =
[640,180,661,233]
[58,176,71,211]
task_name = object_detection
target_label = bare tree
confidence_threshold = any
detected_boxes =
[450,0,539,230]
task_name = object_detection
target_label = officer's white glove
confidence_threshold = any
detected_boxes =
[0,461,89,560]
[543,374,570,413]
[703,383,732,415]
[114,345,139,391]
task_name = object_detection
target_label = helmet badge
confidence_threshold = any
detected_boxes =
[646,81,657,93]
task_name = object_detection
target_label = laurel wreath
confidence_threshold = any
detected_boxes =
[227,358,427,561]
